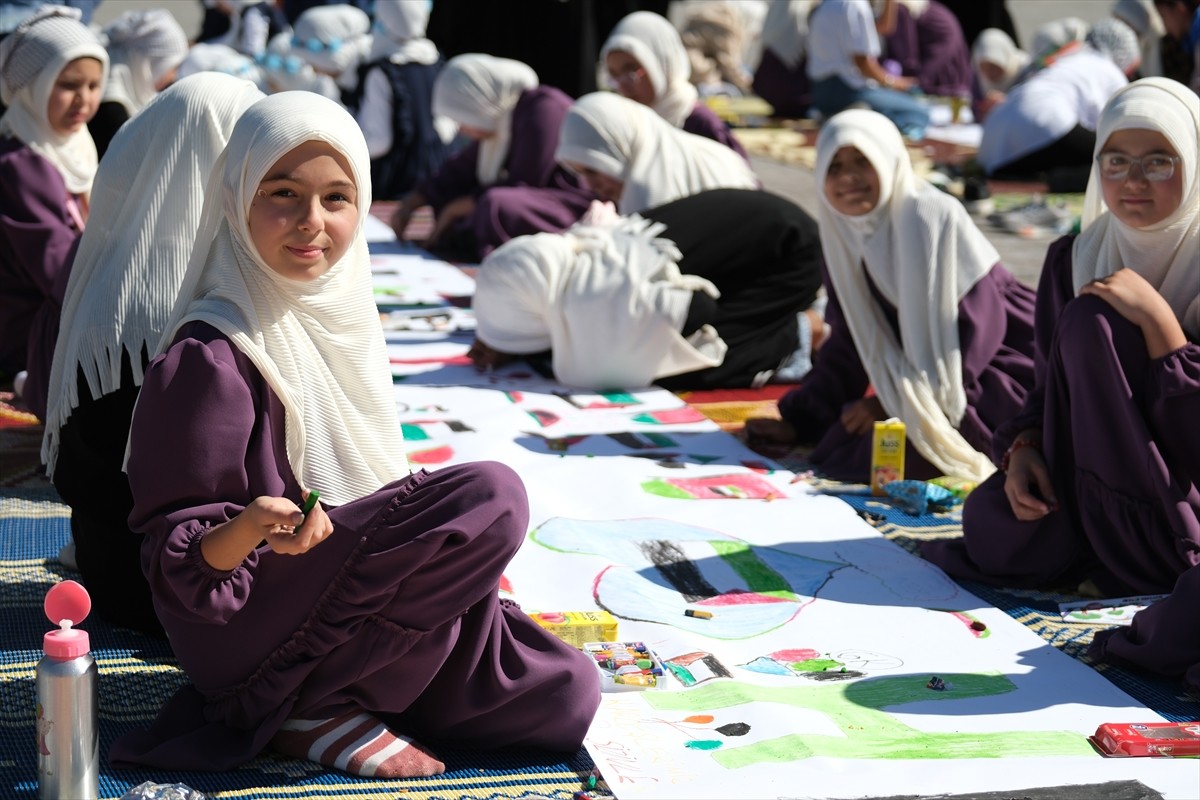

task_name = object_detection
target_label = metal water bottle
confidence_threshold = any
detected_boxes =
[36,579,99,800]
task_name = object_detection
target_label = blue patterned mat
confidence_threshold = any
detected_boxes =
[0,496,604,800]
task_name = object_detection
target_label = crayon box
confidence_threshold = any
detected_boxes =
[1090,721,1200,757]
[871,418,906,496]
[583,641,667,692]
[529,611,618,648]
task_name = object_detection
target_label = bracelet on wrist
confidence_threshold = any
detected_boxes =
[1000,436,1041,473]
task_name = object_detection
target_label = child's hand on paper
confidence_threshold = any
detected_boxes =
[743,417,797,446]
[467,337,518,371]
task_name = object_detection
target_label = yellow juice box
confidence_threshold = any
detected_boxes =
[871,418,906,496]
[529,610,619,648]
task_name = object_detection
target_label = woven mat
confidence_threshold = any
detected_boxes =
[0,433,603,800]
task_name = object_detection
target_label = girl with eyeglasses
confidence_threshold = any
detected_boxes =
[600,11,747,160]
[923,78,1200,695]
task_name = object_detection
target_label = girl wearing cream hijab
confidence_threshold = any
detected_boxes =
[389,53,594,261]
[601,10,747,157]
[925,79,1200,693]
[34,73,265,638]
[0,6,107,389]
[746,108,1037,485]
[556,91,757,215]
[112,90,599,778]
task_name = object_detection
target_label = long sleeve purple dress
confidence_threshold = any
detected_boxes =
[682,102,749,161]
[752,48,813,119]
[416,85,595,261]
[882,0,973,98]
[109,322,600,770]
[922,236,1200,692]
[0,136,82,387]
[778,262,1036,482]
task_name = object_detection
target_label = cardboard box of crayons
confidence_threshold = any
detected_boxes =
[528,610,618,648]
[584,641,668,692]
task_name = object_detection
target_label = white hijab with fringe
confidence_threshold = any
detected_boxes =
[815,109,1001,482]
[42,74,265,478]
[1072,77,1200,341]
[555,91,756,214]
[474,215,727,388]
[601,10,697,128]
[150,91,409,505]
[0,6,108,195]
[432,53,538,185]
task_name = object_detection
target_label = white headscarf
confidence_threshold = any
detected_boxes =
[155,91,409,505]
[42,74,265,478]
[815,109,1001,482]
[291,4,374,91]
[475,216,727,388]
[101,8,190,115]
[369,0,439,66]
[432,54,538,185]
[601,11,697,129]
[1073,77,1200,340]
[177,43,267,91]
[555,92,757,214]
[1086,17,1142,75]
[760,1,816,70]
[1031,17,1089,59]
[971,28,1030,93]
[0,6,108,195]
[1112,0,1165,78]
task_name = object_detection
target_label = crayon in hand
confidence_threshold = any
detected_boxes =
[300,490,320,518]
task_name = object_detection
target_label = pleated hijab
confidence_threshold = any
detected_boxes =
[555,91,757,214]
[0,6,108,195]
[43,73,265,477]
[1073,77,1200,341]
[154,91,409,505]
[815,109,1001,482]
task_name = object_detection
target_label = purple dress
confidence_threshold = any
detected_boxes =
[109,322,600,770]
[922,236,1200,691]
[882,0,973,98]
[752,48,812,119]
[0,136,82,384]
[778,262,1036,482]
[682,102,749,161]
[416,85,595,261]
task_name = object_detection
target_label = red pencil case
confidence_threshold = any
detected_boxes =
[1090,721,1200,757]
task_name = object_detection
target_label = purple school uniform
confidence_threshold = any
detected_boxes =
[0,135,82,381]
[778,262,1036,482]
[922,235,1200,691]
[416,85,595,260]
[682,102,749,161]
[752,47,813,119]
[882,0,973,98]
[109,322,600,770]
[923,236,1200,586]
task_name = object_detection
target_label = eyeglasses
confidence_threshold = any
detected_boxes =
[1096,152,1182,182]
[606,66,646,89]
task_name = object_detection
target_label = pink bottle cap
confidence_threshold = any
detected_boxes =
[43,580,91,659]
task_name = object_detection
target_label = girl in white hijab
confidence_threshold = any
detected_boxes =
[746,108,1037,485]
[32,74,264,637]
[555,91,757,214]
[100,8,190,115]
[289,3,373,94]
[599,10,746,158]
[391,54,594,261]
[752,0,817,119]
[924,80,1199,694]
[0,5,107,386]
[113,89,599,779]
[356,0,450,199]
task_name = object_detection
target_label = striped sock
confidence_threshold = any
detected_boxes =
[270,711,445,778]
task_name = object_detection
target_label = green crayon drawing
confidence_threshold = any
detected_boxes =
[644,673,1092,767]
